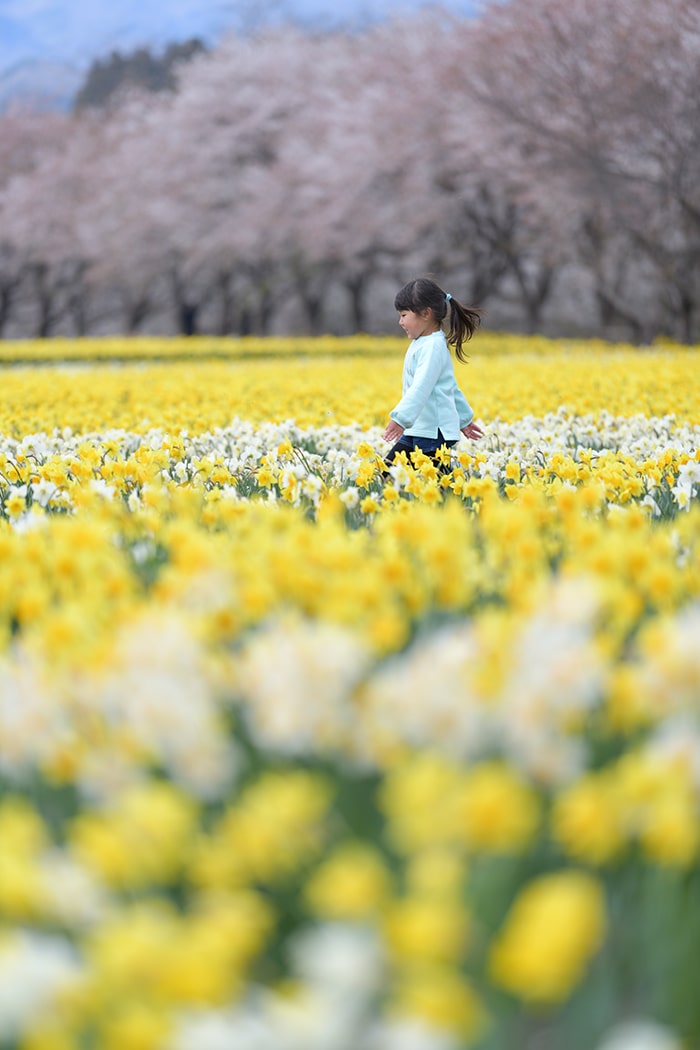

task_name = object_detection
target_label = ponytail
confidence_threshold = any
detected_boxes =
[394,276,481,363]
[446,297,481,363]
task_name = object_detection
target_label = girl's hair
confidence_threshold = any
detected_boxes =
[394,277,481,362]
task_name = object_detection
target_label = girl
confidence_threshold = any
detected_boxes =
[384,277,483,464]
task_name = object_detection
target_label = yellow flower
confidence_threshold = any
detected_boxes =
[0,797,48,853]
[489,870,607,1003]
[305,841,392,919]
[70,783,198,889]
[5,490,26,517]
[256,465,276,487]
[187,828,250,889]
[360,495,380,515]
[22,1025,78,1050]
[389,964,485,1038]
[456,762,540,854]
[640,795,700,867]
[613,751,675,832]
[216,770,331,883]
[405,848,466,898]
[418,481,442,504]
[356,461,379,487]
[86,903,177,1001]
[379,753,466,852]
[0,853,48,919]
[0,799,50,918]
[384,895,469,964]
[157,892,273,1002]
[551,772,627,864]
[97,1002,172,1050]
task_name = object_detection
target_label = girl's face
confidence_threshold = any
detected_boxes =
[397,308,438,340]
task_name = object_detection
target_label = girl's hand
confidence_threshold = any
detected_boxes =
[461,422,484,440]
[383,420,405,443]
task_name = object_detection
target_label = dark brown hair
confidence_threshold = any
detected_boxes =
[394,277,481,362]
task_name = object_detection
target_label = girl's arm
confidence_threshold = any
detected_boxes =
[389,343,446,430]
[462,420,484,439]
[454,380,483,439]
[383,418,405,442]
[454,383,474,427]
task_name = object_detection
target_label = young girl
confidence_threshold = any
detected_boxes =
[384,277,483,464]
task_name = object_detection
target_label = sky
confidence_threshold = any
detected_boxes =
[0,0,481,73]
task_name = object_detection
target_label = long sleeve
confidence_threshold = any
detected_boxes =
[390,340,447,430]
[389,331,474,440]
[454,383,474,427]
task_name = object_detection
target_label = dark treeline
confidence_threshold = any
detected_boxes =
[73,39,207,111]
[1,0,699,342]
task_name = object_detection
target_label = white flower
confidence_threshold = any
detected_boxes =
[78,611,237,799]
[302,475,324,503]
[387,461,410,488]
[672,481,693,510]
[366,1018,459,1050]
[361,623,489,759]
[647,714,700,791]
[677,459,700,486]
[41,852,108,926]
[169,1009,275,1050]
[0,932,81,1038]
[0,652,63,776]
[257,983,368,1050]
[641,493,661,517]
[234,618,370,757]
[289,923,384,999]
[339,486,359,508]
[30,478,58,507]
[596,1020,682,1050]
[89,478,116,499]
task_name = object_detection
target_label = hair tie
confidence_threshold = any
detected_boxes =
[445,293,452,302]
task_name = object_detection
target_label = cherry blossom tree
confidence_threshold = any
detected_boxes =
[1,3,698,340]
[0,111,69,334]
[464,0,700,341]
[1,116,102,336]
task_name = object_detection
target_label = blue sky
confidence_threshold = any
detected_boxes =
[0,0,481,72]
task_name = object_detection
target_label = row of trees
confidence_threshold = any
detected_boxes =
[1,0,699,342]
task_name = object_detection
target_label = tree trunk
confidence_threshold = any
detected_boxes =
[178,300,199,336]
[169,267,202,336]
[678,289,695,345]
[67,268,90,336]
[32,264,57,338]
[0,283,15,337]
[124,294,152,334]
[595,288,645,343]
[216,270,236,335]
[346,273,368,332]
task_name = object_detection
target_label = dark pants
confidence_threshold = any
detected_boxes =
[385,429,457,465]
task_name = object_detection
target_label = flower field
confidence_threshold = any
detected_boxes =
[1,335,700,1050]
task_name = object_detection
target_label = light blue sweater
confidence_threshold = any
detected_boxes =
[389,330,474,439]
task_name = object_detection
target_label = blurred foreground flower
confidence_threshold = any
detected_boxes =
[489,870,607,1003]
